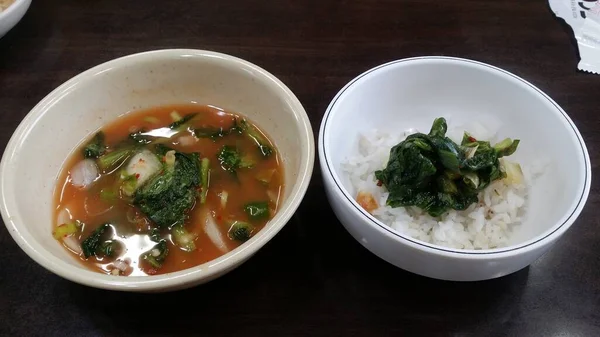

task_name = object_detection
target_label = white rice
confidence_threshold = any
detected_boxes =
[341,127,545,250]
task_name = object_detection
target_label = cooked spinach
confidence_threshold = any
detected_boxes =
[142,228,169,268]
[81,223,112,258]
[228,221,255,242]
[133,150,202,228]
[243,201,270,220]
[97,240,119,257]
[171,224,197,251]
[195,127,228,139]
[375,117,520,217]
[217,145,255,174]
[83,132,107,159]
[194,117,241,140]
[239,119,273,157]
[169,113,198,130]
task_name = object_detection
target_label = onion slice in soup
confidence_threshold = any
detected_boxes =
[198,206,228,253]
[70,159,99,189]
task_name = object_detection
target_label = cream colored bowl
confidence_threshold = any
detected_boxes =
[0,49,314,292]
[0,0,31,38]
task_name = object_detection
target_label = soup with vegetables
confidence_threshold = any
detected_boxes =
[53,104,284,276]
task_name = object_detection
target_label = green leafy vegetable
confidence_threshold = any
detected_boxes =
[375,117,520,217]
[194,127,226,139]
[53,222,81,240]
[429,136,463,173]
[120,172,138,197]
[500,158,523,184]
[81,223,112,258]
[494,138,520,157]
[228,221,255,242]
[153,143,174,156]
[97,240,120,257]
[243,201,270,220]
[169,113,197,130]
[83,132,107,159]
[428,118,447,138]
[142,228,169,268]
[171,224,197,251]
[194,117,241,140]
[239,119,273,157]
[217,145,255,174]
[133,151,201,228]
[199,158,210,204]
[97,146,137,172]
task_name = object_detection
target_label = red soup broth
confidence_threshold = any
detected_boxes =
[53,104,284,276]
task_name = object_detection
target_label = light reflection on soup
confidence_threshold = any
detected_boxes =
[53,104,283,276]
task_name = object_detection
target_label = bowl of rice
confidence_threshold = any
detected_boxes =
[0,0,31,38]
[318,56,591,281]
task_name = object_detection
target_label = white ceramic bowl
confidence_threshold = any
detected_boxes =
[0,49,314,292]
[0,0,31,38]
[319,56,591,281]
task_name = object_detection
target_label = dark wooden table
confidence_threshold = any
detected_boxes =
[1,1,599,336]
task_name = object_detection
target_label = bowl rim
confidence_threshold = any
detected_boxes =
[0,48,315,291]
[0,0,31,21]
[319,56,591,257]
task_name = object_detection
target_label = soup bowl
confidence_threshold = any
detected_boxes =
[0,0,31,38]
[0,49,314,292]
[319,56,591,281]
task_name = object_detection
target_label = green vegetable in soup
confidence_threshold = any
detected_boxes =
[83,132,107,159]
[119,172,138,197]
[228,221,255,242]
[98,240,119,257]
[171,224,197,251]
[81,223,112,258]
[239,119,273,157]
[169,113,197,130]
[153,143,174,156]
[217,145,255,174]
[52,222,80,240]
[97,146,137,172]
[375,117,520,217]
[142,229,169,268]
[199,158,210,204]
[194,118,241,140]
[243,201,270,220]
[133,150,202,228]
[194,127,228,140]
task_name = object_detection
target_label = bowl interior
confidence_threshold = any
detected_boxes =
[1,50,313,287]
[322,57,588,250]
